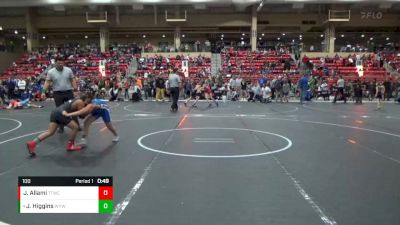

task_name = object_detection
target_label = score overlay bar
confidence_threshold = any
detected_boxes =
[18,177,113,213]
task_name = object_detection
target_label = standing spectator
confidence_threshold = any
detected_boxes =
[393,77,399,102]
[298,74,309,104]
[229,76,236,92]
[155,75,165,101]
[282,79,290,103]
[17,79,26,98]
[7,77,16,100]
[368,80,376,101]
[383,78,392,101]
[375,82,385,109]
[240,79,247,101]
[259,74,267,88]
[195,40,201,52]
[353,80,363,104]
[270,77,277,100]
[42,57,78,133]
[275,76,283,103]
[184,79,193,99]
[0,82,6,106]
[168,68,181,112]
[333,75,346,103]
[143,78,151,100]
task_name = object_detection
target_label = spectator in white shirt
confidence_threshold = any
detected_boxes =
[262,86,272,103]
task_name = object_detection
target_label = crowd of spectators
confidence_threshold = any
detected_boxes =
[136,54,211,78]
[1,45,400,109]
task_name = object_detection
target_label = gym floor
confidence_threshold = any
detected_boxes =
[0,100,399,225]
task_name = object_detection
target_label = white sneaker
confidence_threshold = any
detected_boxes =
[112,136,119,142]
[79,138,87,146]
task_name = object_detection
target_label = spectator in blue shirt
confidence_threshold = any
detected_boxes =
[298,74,309,104]
[259,75,268,88]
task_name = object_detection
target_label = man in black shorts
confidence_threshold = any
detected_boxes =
[26,94,93,156]
[42,57,78,133]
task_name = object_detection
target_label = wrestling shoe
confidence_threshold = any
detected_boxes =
[66,141,82,151]
[26,141,37,156]
[112,136,120,142]
[79,138,87,147]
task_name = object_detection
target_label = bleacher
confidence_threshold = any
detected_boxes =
[1,53,50,79]
[221,50,301,83]
[1,48,133,79]
[135,55,211,78]
[308,56,389,85]
[384,53,400,73]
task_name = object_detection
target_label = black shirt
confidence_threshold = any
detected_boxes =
[241,81,247,90]
[155,78,165,89]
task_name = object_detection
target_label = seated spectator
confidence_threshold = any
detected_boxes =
[261,85,272,103]
[248,82,261,102]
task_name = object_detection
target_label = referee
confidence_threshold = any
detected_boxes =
[42,57,78,133]
[168,68,181,112]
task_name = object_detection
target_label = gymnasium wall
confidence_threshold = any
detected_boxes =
[0,12,399,30]
[0,52,24,75]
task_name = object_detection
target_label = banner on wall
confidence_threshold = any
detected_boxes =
[182,60,189,78]
[99,60,106,77]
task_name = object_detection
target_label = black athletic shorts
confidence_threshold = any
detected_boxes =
[53,90,74,107]
[50,110,72,125]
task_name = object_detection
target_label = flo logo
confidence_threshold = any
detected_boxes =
[361,11,383,20]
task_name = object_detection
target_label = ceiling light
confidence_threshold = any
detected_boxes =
[299,34,302,38]
[262,33,265,36]
[14,30,18,34]
[282,33,286,36]
[242,33,245,36]
[241,37,244,40]
[221,34,224,37]
[370,37,373,40]
[84,35,88,39]
[182,34,185,38]
[221,37,223,40]
[22,36,25,40]
[277,37,280,40]
[258,37,262,40]
[162,34,165,38]
[361,34,365,38]
[299,37,302,40]
[42,36,46,39]
[386,37,390,41]
[241,41,245,45]
[320,34,324,37]
[143,34,146,38]
[292,39,295,42]
[341,34,344,38]
[0,26,3,31]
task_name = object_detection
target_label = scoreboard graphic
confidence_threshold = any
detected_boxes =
[18,177,113,213]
